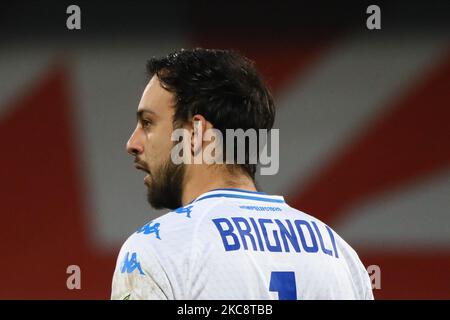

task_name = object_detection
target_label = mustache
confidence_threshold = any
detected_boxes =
[134,159,150,174]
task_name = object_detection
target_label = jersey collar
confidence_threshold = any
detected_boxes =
[191,188,286,204]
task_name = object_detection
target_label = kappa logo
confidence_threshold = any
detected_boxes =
[121,252,145,275]
[136,221,161,239]
[174,205,194,218]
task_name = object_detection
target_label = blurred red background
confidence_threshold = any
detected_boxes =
[0,0,449,299]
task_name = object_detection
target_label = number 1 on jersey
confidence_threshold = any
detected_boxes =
[269,271,297,300]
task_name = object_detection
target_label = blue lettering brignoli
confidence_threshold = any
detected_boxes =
[112,189,373,300]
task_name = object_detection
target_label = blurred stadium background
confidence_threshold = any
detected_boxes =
[0,0,449,299]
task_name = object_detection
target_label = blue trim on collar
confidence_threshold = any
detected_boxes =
[210,188,266,195]
[194,193,285,204]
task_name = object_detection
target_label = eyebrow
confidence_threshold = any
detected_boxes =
[136,109,157,121]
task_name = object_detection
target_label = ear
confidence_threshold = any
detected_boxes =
[190,114,208,158]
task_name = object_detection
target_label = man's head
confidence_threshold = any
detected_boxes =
[126,48,275,210]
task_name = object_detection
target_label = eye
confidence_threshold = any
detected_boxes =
[142,119,152,128]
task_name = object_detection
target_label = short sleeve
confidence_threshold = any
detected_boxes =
[111,234,173,300]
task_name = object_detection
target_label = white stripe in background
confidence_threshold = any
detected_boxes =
[334,170,450,250]
[257,32,450,198]
[73,36,190,249]
[3,33,447,249]
[0,44,54,118]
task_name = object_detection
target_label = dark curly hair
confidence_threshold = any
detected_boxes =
[146,48,275,180]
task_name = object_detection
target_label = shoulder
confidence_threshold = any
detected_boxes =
[112,199,233,299]
[300,210,373,299]
[112,220,174,299]
[121,197,233,257]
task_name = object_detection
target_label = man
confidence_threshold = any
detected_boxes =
[111,48,374,300]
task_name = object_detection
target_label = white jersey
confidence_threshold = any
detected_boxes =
[111,188,374,300]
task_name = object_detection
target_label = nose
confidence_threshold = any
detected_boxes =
[126,128,144,156]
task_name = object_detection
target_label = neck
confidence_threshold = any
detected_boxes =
[181,166,257,206]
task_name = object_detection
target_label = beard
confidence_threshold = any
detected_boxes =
[145,156,185,210]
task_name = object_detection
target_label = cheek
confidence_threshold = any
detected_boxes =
[144,128,173,165]
[159,123,176,155]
